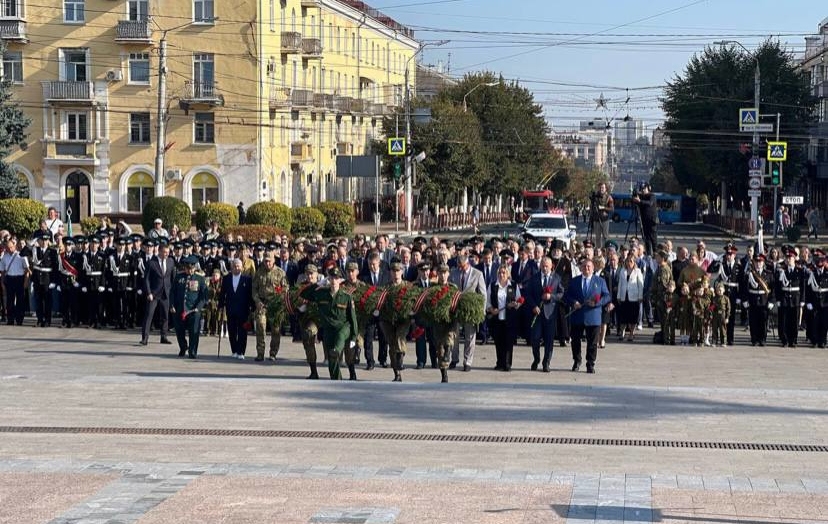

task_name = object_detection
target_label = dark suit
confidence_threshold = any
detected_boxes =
[141,255,174,342]
[524,272,565,369]
[477,261,499,343]
[360,269,390,366]
[512,258,538,341]
[487,279,520,370]
[413,278,437,367]
[402,264,418,283]
[219,274,253,355]
[600,264,620,331]
[565,274,611,371]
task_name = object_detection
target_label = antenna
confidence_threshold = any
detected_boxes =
[446,52,451,74]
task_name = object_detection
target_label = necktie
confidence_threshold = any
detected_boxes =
[542,275,547,288]
[582,277,588,296]
[423,280,428,288]
[372,273,377,286]
[485,265,489,282]
[461,271,467,290]
[161,259,166,274]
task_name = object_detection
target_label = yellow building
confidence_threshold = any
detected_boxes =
[2,0,417,219]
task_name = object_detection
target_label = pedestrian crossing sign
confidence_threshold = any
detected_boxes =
[388,137,405,156]
[739,108,757,132]
[767,141,787,162]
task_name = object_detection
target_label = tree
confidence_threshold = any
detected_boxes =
[0,47,31,199]
[649,160,685,194]
[662,40,814,206]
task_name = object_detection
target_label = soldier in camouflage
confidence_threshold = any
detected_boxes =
[251,252,287,362]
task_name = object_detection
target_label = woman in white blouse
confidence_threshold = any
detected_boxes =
[615,255,644,341]
[485,265,522,371]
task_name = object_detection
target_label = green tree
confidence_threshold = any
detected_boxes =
[662,40,814,205]
[0,47,31,199]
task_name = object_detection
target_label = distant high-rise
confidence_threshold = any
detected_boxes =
[614,118,644,147]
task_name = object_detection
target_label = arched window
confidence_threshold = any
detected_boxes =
[126,171,154,212]
[191,172,219,210]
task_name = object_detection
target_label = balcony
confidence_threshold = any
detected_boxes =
[814,81,828,99]
[281,31,302,54]
[43,139,99,165]
[370,102,386,116]
[41,81,96,105]
[322,93,335,110]
[269,87,291,111]
[334,95,352,113]
[179,81,224,111]
[290,142,313,164]
[301,37,322,59]
[313,92,328,110]
[349,98,365,114]
[336,142,353,155]
[290,88,313,109]
[115,19,152,43]
[0,19,26,42]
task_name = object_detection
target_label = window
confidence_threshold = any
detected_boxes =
[129,112,150,144]
[64,0,84,22]
[193,53,214,93]
[193,0,213,23]
[65,112,88,141]
[194,112,214,144]
[128,0,148,20]
[2,52,22,83]
[336,27,340,53]
[126,172,154,212]
[1,0,20,18]
[191,172,218,210]
[61,49,87,81]
[269,0,274,31]
[128,52,149,84]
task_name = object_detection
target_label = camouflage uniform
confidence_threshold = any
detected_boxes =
[710,292,731,346]
[204,272,225,336]
[676,284,693,344]
[251,258,287,360]
[296,265,321,378]
[690,280,711,346]
[651,258,674,341]
[662,291,678,345]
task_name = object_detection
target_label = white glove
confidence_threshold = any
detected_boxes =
[73,282,80,288]
[81,287,88,293]
[807,303,814,311]
[767,303,774,310]
[776,302,781,308]
[298,304,307,313]
[48,283,56,290]
[137,289,143,296]
[373,310,380,317]
[56,286,61,292]
[735,298,740,305]
[97,286,105,293]
[349,341,356,349]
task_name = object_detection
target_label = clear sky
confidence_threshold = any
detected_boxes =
[374,0,825,133]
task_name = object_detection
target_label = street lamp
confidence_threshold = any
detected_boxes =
[462,81,498,112]
[714,39,761,231]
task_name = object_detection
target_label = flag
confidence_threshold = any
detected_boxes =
[66,209,72,237]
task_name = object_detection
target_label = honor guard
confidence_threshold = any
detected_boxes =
[775,248,806,347]
[743,253,774,346]
[58,237,83,328]
[107,238,134,329]
[719,244,741,345]
[132,237,151,327]
[31,232,58,327]
[806,250,828,348]
[83,236,108,328]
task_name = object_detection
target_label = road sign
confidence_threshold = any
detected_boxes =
[741,123,774,133]
[748,157,765,170]
[747,189,762,197]
[388,137,406,156]
[782,196,804,205]
[767,141,787,161]
[748,178,762,189]
[749,169,763,177]
[739,108,758,132]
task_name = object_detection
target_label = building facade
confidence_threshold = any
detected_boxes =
[2,0,417,219]
[802,16,828,208]
[549,130,608,173]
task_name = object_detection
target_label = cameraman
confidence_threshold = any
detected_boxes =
[589,183,614,249]
[632,183,658,256]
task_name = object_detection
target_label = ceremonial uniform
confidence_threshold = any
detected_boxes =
[743,256,774,346]
[719,252,741,345]
[82,242,107,328]
[775,253,806,347]
[381,265,413,381]
[107,245,134,329]
[58,242,83,327]
[132,246,149,328]
[651,257,674,342]
[30,236,58,327]
[170,257,208,358]
[806,258,828,347]
[204,272,225,336]
[251,258,288,361]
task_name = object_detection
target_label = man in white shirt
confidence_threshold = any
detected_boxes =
[0,238,30,325]
[45,207,64,237]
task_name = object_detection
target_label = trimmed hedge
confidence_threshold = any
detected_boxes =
[79,216,101,235]
[224,225,288,242]
[141,197,191,233]
[195,202,239,231]
[314,201,355,237]
[0,198,46,238]
[245,202,292,231]
[290,207,326,237]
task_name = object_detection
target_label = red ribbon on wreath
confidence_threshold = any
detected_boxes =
[413,288,431,314]
[376,289,390,312]
[449,290,463,313]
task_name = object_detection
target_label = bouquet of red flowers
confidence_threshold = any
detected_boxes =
[266,284,289,326]
[411,326,426,340]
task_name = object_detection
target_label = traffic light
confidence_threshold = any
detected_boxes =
[393,162,402,184]
[770,162,780,186]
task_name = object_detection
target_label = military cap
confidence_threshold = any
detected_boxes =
[413,236,427,244]
[305,245,318,255]
[604,240,618,251]
[263,252,275,262]
[436,263,450,273]
[226,243,237,251]
[814,248,826,261]
[655,250,668,260]
[63,238,75,246]
[753,253,766,262]
[254,242,266,251]
[582,240,594,248]
[417,261,431,271]
[345,261,359,271]
[499,249,514,259]
[34,231,50,241]
[89,235,101,244]
[389,261,403,271]
[199,241,210,249]
[182,239,194,248]
[144,238,157,247]
[73,235,86,244]
[724,243,738,254]
[116,237,128,246]
[266,241,279,251]
[172,241,183,250]
[182,255,199,266]
[305,263,318,274]
[785,248,797,258]
[326,266,344,279]
[129,234,144,243]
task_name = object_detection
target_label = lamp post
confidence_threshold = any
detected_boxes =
[462,81,498,112]
[715,40,760,232]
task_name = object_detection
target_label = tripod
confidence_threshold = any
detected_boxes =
[625,199,641,244]
[585,194,599,244]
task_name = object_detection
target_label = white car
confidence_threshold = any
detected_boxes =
[521,212,577,249]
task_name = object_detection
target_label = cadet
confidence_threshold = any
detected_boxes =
[297,264,321,378]
[806,250,828,347]
[30,231,58,327]
[83,236,108,328]
[107,237,134,330]
[430,263,457,383]
[170,255,208,358]
[380,261,412,382]
[341,261,365,364]
[744,253,774,347]
[710,282,731,347]
[251,252,288,362]
[651,250,674,342]
[719,245,741,346]
[300,267,359,380]
[775,248,806,347]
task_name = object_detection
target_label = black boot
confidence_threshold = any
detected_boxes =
[307,363,319,379]
[440,368,448,383]
[393,369,402,382]
[348,364,357,381]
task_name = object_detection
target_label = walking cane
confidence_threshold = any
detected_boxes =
[217,310,225,358]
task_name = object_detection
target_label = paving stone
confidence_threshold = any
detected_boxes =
[749,477,780,492]
[701,475,731,492]
[801,478,828,494]
[727,476,753,492]
[676,475,704,490]
[776,478,806,493]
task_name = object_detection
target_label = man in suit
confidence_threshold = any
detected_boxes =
[565,258,611,374]
[511,246,538,343]
[360,252,390,369]
[476,248,499,344]
[219,258,253,359]
[524,257,565,372]
[413,262,436,368]
[140,243,174,346]
[449,254,487,371]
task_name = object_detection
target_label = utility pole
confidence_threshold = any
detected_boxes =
[153,36,168,198]
[773,112,781,238]
[751,58,761,234]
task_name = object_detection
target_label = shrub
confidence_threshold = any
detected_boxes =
[79,216,101,235]
[785,225,801,243]
[315,201,355,237]
[223,225,288,242]
[194,202,239,231]
[290,207,326,237]
[141,196,191,234]
[245,202,292,230]
[0,198,46,238]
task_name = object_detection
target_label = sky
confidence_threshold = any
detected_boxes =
[371,0,825,134]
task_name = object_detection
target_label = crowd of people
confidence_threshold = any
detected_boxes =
[1,204,827,383]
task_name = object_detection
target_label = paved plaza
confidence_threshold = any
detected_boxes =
[2,323,828,523]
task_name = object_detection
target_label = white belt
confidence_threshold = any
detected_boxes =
[725,283,738,287]
[87,271,102,276]
[114,272,131,277]
[34,267,52,272]
[781,287,800,292]
[749,289,767,294]
[126,287,133,291]
[818,288,828,293]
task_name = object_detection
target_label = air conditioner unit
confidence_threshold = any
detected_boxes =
[165,169,182,181]
[105,69,123,82]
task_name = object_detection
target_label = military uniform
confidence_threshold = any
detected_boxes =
[107,243,134,329]
[30,234,58,327]
[299,268,359,380]
[806,256,828,347]
[689,281,711,346]
[743,255,774,346]
[251,258,288,361]
[204,271,225,336]
[170,257,209,358]
[651,256,674,341]
[380,264,412,382]
[775,252,806,347]
[431,264,458,383]
[58,240,83,327]
[719,250,741,345]
[82,240,107,328]
[710,291,731,347]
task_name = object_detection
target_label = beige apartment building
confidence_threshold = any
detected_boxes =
[2,0,417,219]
